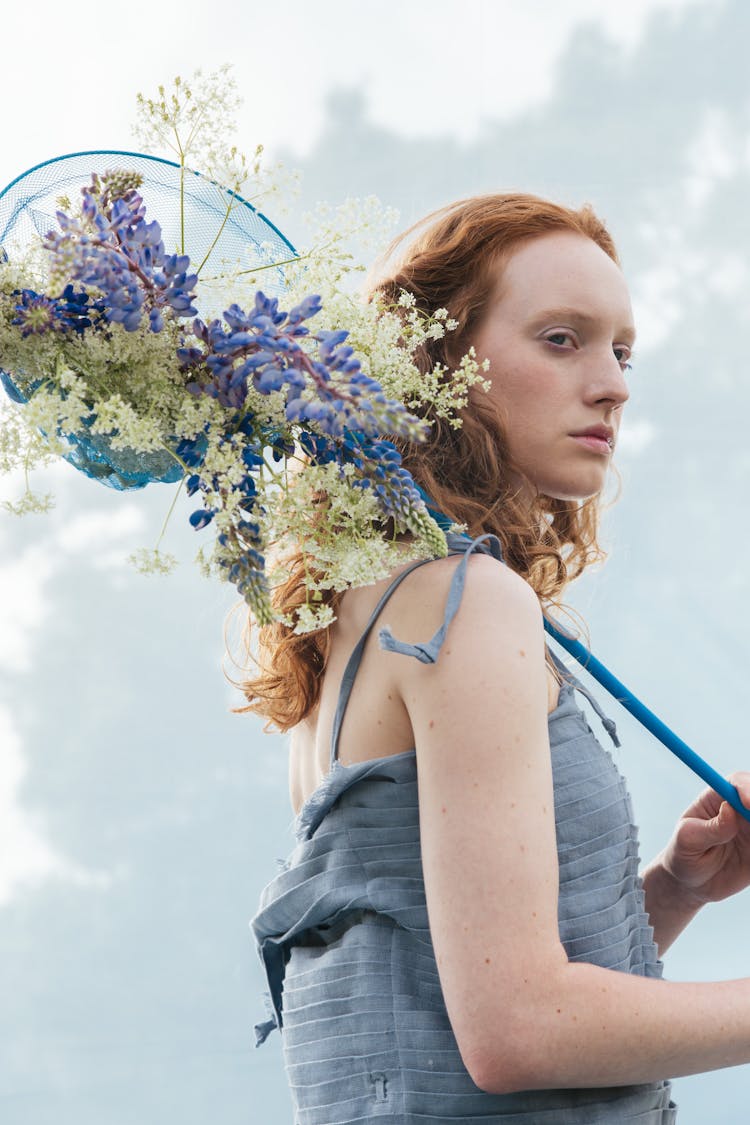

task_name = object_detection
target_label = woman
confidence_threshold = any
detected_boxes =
[250,194,750,1122]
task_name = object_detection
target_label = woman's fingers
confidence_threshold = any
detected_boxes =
[728,771,750,814]
[675,804,734,855]
[678,773,750,824]
[702,801,739,846]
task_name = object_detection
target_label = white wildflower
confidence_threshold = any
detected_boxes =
[289,602,336,635]
[2,489,55,516]
[0,69,483,634]
[127,548,178,575]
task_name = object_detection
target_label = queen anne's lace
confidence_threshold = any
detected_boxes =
[0,67,490,631]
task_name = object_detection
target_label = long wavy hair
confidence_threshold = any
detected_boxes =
[235,193,620,731]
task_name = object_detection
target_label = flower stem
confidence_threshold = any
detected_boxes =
[160,441,191,475]
[261,455,285,483]
[155,474,185,550]
[173,133,186,256]
[196,193,236,276]
[200,252,304,283]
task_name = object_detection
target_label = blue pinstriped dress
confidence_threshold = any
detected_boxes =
[252,534,677,1123]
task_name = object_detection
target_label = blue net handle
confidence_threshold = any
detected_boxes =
[544,617,750,823]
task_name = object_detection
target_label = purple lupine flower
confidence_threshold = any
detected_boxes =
[12,290,62,336]
[43,173,199,334]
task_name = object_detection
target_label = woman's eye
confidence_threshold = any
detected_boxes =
[545,332,574,348]
[613,345,633,371]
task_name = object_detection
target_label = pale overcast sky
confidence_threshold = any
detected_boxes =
[3,0,705,178]
[1,2,747,1122]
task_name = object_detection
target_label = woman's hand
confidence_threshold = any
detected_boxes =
[657,772,750,908]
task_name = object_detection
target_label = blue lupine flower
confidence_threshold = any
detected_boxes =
[189,507,215,529]
[5,174,438,622]
[174,436,207,469]
[43,175,199,334]
[12,290,63,336]
[286,294,323,326]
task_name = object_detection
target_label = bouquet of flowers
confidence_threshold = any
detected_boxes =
[0,68,488,630]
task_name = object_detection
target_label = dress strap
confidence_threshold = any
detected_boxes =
[329,557,436,767]
[379,532,503,664]
[547,647,621,748]
[329,533,502,767]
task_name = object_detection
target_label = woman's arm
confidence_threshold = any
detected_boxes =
[394,554,750,1096]
[640,857,703,956]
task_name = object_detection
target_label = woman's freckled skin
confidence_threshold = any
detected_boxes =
[519,649,526,658]
[429,719,435,729]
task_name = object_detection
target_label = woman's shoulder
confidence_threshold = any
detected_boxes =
[329,548,532,657]
[368,546,542,656]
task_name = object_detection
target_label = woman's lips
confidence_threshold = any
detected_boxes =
[570,434,613,455]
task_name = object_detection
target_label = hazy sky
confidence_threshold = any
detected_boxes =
[1,0,708,907]
[2,2,748,1122]
[2,0,706,172]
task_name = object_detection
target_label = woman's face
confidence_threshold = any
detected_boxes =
[471,230,635,503]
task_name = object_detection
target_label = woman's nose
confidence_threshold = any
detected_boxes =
[586,351,630,407]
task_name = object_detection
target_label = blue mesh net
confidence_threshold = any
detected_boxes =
[0,150,296,490]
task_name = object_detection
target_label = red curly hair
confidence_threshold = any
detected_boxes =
[234,193,620,731]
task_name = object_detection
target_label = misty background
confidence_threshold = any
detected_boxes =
[1,0,749,1120]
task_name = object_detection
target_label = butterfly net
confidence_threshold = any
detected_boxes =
[0,150,296,488]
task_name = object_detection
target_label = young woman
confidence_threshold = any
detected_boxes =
[249,194,750,1123]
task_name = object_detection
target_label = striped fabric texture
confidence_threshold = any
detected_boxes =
[252,537,677,1123]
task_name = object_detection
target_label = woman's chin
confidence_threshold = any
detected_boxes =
[536,472,609,503]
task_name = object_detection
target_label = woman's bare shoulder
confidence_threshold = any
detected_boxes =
[373,548,542,659]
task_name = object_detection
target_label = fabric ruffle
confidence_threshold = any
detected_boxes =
[250,680,673,1119]
[249,529,674,1120]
